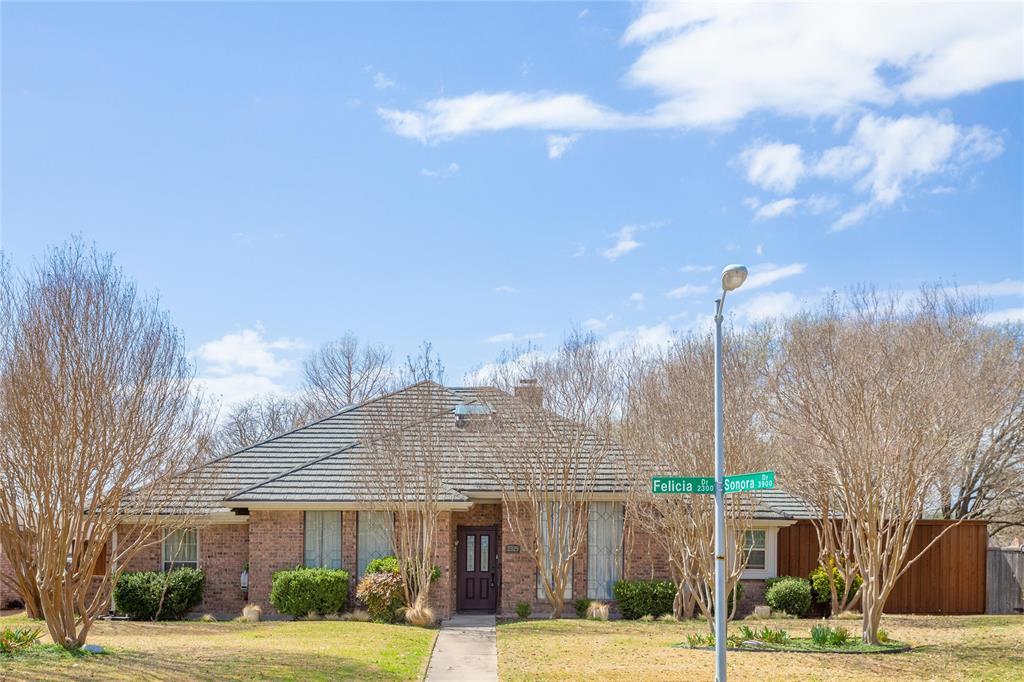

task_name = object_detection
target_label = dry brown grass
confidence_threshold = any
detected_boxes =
[497,614,1024,681]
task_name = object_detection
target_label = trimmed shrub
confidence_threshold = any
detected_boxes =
[809,563,862,606]
[270,567,350,618]
[113,569,205,620]
[573,598,592,619]
[515,601,532,619]
[356,572,405,623]
[764,577,812,617]
[612,580,676,620]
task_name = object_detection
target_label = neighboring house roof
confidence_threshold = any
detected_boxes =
[170,380,811,521]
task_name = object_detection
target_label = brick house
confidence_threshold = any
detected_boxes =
[0,379,987,619]
[102,379,823,619]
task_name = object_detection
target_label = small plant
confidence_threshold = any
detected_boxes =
[339,609,372,622]
[685,632,711,647]
[516,601,532,619]
[405,603,436,627]
[810,623,831,646]
[827,626,850,646]
[355,572,404,623]
[877,628,890,643]
[587,601,610,621]
[737,624,755,641]
[0,626,42,655]
[304,611,324,621]
[657,613,676,622]
[639,614,655,622]
[240,603,262,622]
[756,625,790,644]
[574,598,592,619]
[809,562,862,606]
[764,577,812,617]
[199,614,217,623]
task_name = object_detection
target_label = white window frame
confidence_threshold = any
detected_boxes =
[162,528,199,572]
[730,525,780,580]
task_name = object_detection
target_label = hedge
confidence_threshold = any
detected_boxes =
[113,568,205,620]
[765,576,812,616]
[612,580,676,619]
[270,567,350,617]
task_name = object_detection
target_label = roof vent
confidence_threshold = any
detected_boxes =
[454,403,493,428]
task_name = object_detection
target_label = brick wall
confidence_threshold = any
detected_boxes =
[199,524,249,617]
[623,520,671,581]
[432,511,454,618]
[248,511,303,617]
[0,540,17,609]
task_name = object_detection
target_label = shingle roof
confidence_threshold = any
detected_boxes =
[168,380,810,520]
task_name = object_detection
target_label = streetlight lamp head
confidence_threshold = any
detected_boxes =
[721,264,748,292]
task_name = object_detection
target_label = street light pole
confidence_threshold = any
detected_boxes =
[713,264,747,682]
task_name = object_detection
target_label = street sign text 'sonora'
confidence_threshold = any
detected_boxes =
[651,470,776,495]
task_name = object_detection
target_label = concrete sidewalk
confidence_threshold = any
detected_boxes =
[425,614,498,682]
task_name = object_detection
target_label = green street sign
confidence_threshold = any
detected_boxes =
[652,476,716,495]
[723,470,776,494]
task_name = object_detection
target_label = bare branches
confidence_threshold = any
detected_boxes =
[214,394,310,456]
[620,325,773,626]
[302,333,392,418]
[477,331,619,618]
[0,239,210,648]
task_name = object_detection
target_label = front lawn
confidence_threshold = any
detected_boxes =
[497,614,1024,681]
[0,613,436,681]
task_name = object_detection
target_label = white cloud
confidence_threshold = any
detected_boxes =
[420,162,460,179]
[956,279,1024,299]
[379,5,1021,140]
[681,264,713,273]
[582,314,614,331]
[195,325,306,409]
[739,143,805,193]
[665,283,709,299]
[754,197,800,220]
[373,72,397,90]
[805,194,840,215]
[742,263,807,291]
[547,133,581,159]
[628,292,646,309]
[982,308,1024,325]
[578,8,589,19]
[602,322,675,353]
[603,223,656,261]
[755,244,764,257]
[732,292,798,322]
[486,331,546,344]
[494,285,518,294]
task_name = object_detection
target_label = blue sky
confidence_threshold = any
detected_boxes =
[3,2,1022,408]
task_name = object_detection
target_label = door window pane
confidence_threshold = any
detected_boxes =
[466,535,475,572]
[480,535,489,573]
[358,511,394,576]
[587,502,624,599]
[304,511,342,569]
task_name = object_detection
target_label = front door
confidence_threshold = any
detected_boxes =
[456,525,498,612]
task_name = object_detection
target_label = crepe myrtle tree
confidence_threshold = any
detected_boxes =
[620,326,773,626]
[0,240,210,649]
[770,287,1010,644]
[301,332,393,418]
[359,349,450,626]
[476,331,619,618]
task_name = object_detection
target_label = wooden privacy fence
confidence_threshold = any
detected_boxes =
[777,520,988,614]
[987,547,1024,614]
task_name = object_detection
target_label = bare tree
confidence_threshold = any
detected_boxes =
[360,380,453,625]
[771,288,1003,644]
[477,331,619,618]
[0,239,209,648]
[620,326,772,626]
[214,393,310,455]
[302,333,392,417]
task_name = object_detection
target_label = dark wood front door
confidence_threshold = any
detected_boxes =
[457,525,498,613]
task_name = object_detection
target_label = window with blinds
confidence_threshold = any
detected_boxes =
[304,511,342,569]
[358,511,394,576]
[587,502,623,599]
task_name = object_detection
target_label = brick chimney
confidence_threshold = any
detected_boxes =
[514,378,543,408]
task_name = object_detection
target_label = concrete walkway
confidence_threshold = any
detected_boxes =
[425,614,498,682]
